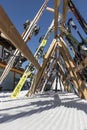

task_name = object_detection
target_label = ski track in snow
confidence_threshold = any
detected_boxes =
[0,90,87,130]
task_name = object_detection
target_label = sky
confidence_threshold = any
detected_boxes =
[0,0,87,68]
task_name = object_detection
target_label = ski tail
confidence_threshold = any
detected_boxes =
[11,71,32,98]
[68,0,87,34]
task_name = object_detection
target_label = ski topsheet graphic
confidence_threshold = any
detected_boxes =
[68,0,87,34]
[11,14,62,98]
[0,0,49,85]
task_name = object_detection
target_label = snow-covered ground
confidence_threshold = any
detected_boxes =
[0,90,87,130]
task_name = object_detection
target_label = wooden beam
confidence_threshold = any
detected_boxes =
[33,39,57,92]
[54,0,60,38]
[64,57,87,81]
[57,53,73,92]
[26,39,57,96]
[58,38,87,99]
[60,48,79,88]
[0,6,40,70]
[45,40,56,59]
[46,7,54,13]
[0,32,9,41]
[61,0,68,26]
[60,0,68,36]
[37,57,57,92]
[75,57,87,72]
[0,61,24,74]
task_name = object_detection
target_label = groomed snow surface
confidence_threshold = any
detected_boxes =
[0,90,87,130]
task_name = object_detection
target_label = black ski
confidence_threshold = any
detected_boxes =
[68,0,87,34]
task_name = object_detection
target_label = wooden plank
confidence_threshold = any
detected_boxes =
[54,0,60,38]
[75,57,87,72]
[59,38,87,99]
[37,57,57,92]
[60,0,68,36]
[46,7,54,13]
[32,39,57,93]
[45,39,56,59]
[0,61,24,74]
[59,47,79,89]
[64,57,87,80]
[0,6,40,70]
[26,39,57,96]
[61,0,68,26]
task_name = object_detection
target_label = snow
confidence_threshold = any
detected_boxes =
[0,90,87,130]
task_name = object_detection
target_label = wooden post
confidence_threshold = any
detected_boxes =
[54,0,61,38]
[75,57,87,72]
[26,39,57,96]
[61,0,68,26]
[58,38,87,99]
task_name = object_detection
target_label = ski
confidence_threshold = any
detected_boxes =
[11,14,62,98]
[67,18,87,46]
[0,0,49,85]
[68,0,87,34]
[59,25,87,57]
[67,18,87,83]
